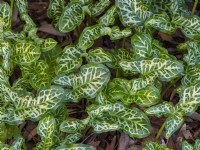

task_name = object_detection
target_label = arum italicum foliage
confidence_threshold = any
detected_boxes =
[0,0,199,149]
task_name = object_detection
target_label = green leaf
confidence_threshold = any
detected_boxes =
[11,136,25,150]
[60,119,87,133]
[144,141,170,150]
[145,13,176,34]
[145,102,174,117]
[87,47,113,64]
[194,139,200,150]
[107,78,160,106]
[120,58,184,82]
[13,41,41,65]
[169,0,190,17]
[172,15,200,39]
[183,42,200,66]
[77,24,111,51]
[98,5,117,26]
[0,2,11,30]
[89,0,110,17]
[108,48,133,69]
[131,32,152,58]
[53,63,110,102]
[40,38,58,52]
[41,45,63,78]
[89,103,152,138]
[63,133,82,144]
[165,112,185,139]
[47,0,64,19]
[58,2,84,32]
[182,141,193,150]
[16,0,28,14]
[55,144,96,150]
[1,84,65,124]
[0,122,7,142]
[29,60,51,90]
[181,65,200,88]
[110,26,132,40]
[55,45,84,75]
[34,116,56,150]
[116,0,153,27]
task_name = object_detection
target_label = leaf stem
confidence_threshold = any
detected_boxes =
[155,118,167,141]
[161,76,181,98]
[10,0,15,28]
[191,0,198,16]
[122,37,126,48]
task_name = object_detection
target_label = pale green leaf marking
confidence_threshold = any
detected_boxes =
[110,26,132,40]
[53,63,110,102]
[55,45,84,75]
[58,2,84,32]
[116,0,153,27]
[13,41,41,65]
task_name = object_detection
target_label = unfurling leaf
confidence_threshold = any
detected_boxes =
[110,26,132,40]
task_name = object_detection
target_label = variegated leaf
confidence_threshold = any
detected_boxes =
[13,41,41,65]
[63,133,82,144]
[20,13,36,32]
[98,5,117,26]
[11,136,25,150]
[16,0,28,14]
[0,2,11,30]
[108,48,133,69]
[169,0,190,17]
[87,47,112,64]
[145,102,173,117]
[120,58,184,81]
[40,38,58,52]
[116,0,153,27]
[194,139,200,150]
[53,63,110,102]
[60,119,87,133]
[182,141,193,150]
[183,42,200,66]
[145,13,176,34]
[107,78,160,106]
[1,84,65,124]
[110,26,132,40]
[181,65,200,88]
[34,116,56,150]
[29,60,51,90]
[77,24,111,51]
[144,141,170,150]
[131,32,152,58]
[165,112,185,139]
[143,0,170,14]
[58,2,84,32]
[90,103,152,138]
[89,0,110,17]
[47,0,64,19]
[41,45,63,78]
[55,45,84,75]
[172,15,200,39]
[55,144,96,150]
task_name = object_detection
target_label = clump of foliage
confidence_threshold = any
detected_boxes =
[0,0,199,149]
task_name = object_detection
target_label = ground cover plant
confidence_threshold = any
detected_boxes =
[0,0,200,149]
